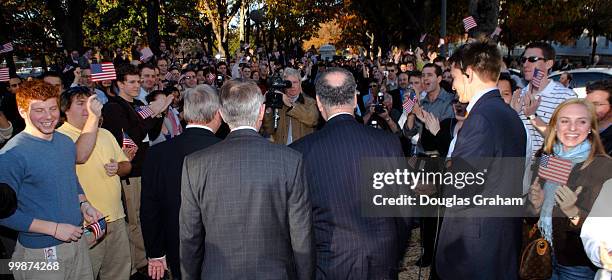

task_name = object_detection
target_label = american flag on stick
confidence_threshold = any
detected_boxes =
[403,94,417,114]
[0,42,13,54]
[538,154,573,185]
[122,131,138,149]
[84,218,107,241]
[91,63,116,82]
[139,47,153,62]
[135,106,155,119]
[532,68,546,89]
[463,16,477,32]
[0,68,9,82]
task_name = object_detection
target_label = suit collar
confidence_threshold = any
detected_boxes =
[469,89,501,113]
[226,128,261,139]
[325,113,356,126]
[184,127,216,137]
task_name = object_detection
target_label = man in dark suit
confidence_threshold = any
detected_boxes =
[141,84,222,280]
[180,80,313,280]
[435,40,527,279]
[290,67,412,279]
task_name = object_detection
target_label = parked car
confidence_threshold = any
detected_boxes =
[549,67,612,97]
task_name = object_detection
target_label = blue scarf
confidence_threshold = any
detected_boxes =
[538,141,591,244]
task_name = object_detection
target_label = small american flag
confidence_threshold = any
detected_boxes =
[0,42,13,54]
[0,68,9,82]
[85,218,107,241]
[403,94,417,113]
[139,47,153,62]
[135,106,154,119]
[532,68,545,89]
[538,154,573,185]
[122,131,138,149]
[164,71,173,81]
[491,26,502,37]
[463,16,477,32]
[91,63,116,82]
[63,64,75,73]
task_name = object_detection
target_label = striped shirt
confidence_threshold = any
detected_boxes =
[520,80,576,157]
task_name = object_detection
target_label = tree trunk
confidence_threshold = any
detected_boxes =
[245,8,251,44]
[47,0,86,52]
[239,1,246,42]
[146,0,161,54]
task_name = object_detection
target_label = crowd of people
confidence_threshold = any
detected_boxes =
[0,36,611,280]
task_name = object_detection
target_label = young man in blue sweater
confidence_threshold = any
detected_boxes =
[0,80,103,280]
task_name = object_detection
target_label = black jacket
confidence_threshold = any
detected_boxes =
[141,127,221,279]
[101,95,163,177]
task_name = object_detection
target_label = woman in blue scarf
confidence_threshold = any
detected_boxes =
[527,99,611,280]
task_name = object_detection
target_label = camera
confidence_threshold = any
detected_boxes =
[216,74,224,86]
[373,92,385,114]
[265,72,293,129]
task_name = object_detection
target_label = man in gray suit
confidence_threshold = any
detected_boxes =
[179,80,314,280]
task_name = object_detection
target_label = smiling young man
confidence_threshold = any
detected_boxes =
[0,80,103,280]
[57,87,132,280]
[511,42,576,157]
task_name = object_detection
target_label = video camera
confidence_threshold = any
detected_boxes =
[264,72,293,129]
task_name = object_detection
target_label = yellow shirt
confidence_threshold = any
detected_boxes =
[58,122,128,222]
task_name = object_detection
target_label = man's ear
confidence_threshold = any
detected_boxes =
[545,59,554,72]
[315,95,326,119]
[17,106,27,120]
[258,103,265,121]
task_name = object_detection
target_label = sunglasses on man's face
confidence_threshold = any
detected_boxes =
[521,56,547,64]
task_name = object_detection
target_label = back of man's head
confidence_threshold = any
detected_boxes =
[219,80,263,128]
[315,67,356,108]
[183,84,220,123]
[448,39,502,83]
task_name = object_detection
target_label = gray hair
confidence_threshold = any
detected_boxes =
[182,84,220,123]
[219,80,264,128]
[283,67,302,81]
[315,67,357,107]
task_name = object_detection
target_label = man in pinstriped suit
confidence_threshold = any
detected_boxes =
[290,68,413,279]
[179,80,314,280]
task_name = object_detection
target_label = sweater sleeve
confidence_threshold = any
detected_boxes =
[0,152,35,232]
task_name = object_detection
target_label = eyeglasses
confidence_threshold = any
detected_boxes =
[520,56,547,63]
[184,76,195,80]
[369,84,378,88]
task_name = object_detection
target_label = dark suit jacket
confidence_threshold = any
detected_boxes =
[290,114,412,279]
[141,127,221,279]
[435,90,526,280]
[180,128,314,280]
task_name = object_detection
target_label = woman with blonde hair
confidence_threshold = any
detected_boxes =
[528,98,612,280]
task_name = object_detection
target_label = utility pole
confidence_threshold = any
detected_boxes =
[440,0,447,57]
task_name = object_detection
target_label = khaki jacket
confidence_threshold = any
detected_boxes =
[263,93,319,144]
